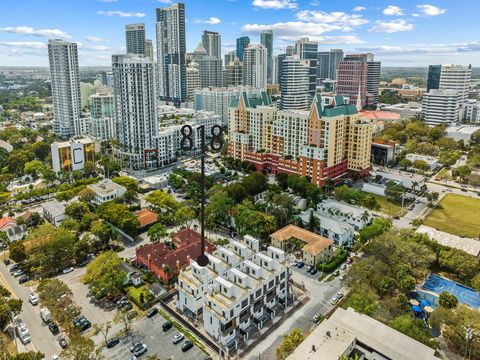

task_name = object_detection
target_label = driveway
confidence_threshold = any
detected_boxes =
[0,260,61,358]
[244,263,345,360]
[103,311,207,360]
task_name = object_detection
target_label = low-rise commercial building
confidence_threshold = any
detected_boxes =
[137,228,216,283]
[405,153,440,170]
[51,137,95,173]
[286,307,439,360]
[446,125,480,142]
[42,200,66,227]
[87,179,127,205]
[270,225,333,266]
[176,235,289,352]
[371,139,396,165]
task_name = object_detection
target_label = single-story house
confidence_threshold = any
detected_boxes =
[135,208,158,230]
[0,217,17,232]
[87,179,127,205]
[6,224,27,243]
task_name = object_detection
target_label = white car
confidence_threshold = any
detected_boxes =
[336,291,344,299]
[29,293,38,306]
[132,344,147,356]
[62,267,74,274]
[51,355,60,360]
[172,333,185,344]
[331,297,338,305]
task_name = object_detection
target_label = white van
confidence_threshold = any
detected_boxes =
[15,321,31,344]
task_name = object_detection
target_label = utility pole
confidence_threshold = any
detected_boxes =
[180,123,223,267]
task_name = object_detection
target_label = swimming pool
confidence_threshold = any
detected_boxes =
[422,274,480,309]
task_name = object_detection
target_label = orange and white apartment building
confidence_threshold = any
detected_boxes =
[227,92,373,187]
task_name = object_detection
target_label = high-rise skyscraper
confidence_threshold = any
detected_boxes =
[286,45,296,56]
[337,53,380,108]
[439,64,472,101]
[225,58,243,86]
[242,44,267,89]
[89,93,116,141]
[112,54,157,169]
[186,61,200,100]
[427,65,441,92]
[145,39,154,61]
[224,50,236,67]
[156,3,187,103]
[260,30,273,84]
[316,51,330,84]
[198,56,223,88]
[279,56,310,110]
[295,38,318,101]
[125,23,146,55]
[48,39,82,138]
[329,49,344,80]
[422,89,462,126]
[236,36,250,62]
[276,54,288,88]
[202,30,221,60]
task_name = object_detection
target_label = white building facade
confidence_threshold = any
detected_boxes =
[243,44,267,90]
[279,57,310,111]
[89,93,116,141]
[48,40,82,138]
[422,89,462,126]
[176,236,289,350]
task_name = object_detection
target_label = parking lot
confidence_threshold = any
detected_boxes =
[103,311,207,360]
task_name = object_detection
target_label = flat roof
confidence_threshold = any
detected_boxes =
[287,307,439,360]
[418,225,480,257]
[41,200,65,217]
[88,180,126,195]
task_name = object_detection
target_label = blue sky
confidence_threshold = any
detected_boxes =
[0,0,479,67]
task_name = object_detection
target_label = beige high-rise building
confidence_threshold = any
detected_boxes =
[228,92,373,186]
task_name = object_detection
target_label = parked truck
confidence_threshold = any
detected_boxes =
[40,308,51,323]
[14,318,30,344]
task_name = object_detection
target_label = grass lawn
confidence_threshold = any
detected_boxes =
[372,194,404,217]
[424,194,480,238]
[126,285,152,304]
[436,168,450,179]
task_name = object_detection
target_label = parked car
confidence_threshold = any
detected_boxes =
[181,341,194,352]
[313,313,323,323]
[29,293,39,305]
[48,322,60,335]
[340,264,346,271]
[106,338,120,349]
[336,291,344,299]
[130,340,142,353]
[296,262,304,269]
[172,333,184,344]
[18,275,30,284]
[146,307,158,318]
[346,258,352,265]
[331,297,338,305]
[132,344,147,356]
[3,258,10,266]
[73,315,91,332]
[9,263,19,273]
[310,268,318,276]
[162,321,173,332]
[306,265,313,272]
[12,269,24,277]
[62,267,74,274]
[58,337,68,349]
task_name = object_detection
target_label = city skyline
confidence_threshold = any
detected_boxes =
[0,0,479,67]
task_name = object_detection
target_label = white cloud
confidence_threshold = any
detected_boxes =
[97,11,145,17]
[296,10,369,26]
[85,35,109,42]
[356,41,480,55]
[353,6,366,12]
[416,4,447,16]
[0,26,71,39]
[157,0,172,3]
[194,17,221,25]
[0,41,47,50]
[242,21,364,43]
[383,5,404,16]
[369,19,414,33]
[252,0,298,10]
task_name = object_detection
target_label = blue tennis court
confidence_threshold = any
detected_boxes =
[422,274,480,309]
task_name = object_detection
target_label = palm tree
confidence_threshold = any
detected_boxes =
[360,210,370,225]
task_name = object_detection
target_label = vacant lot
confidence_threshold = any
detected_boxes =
[372,194,404,217]
[424,194,480,238]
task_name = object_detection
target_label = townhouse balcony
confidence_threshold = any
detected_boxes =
[239,308,251,324]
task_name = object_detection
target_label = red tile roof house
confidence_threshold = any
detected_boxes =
[136,228,216,284]
[135,208,158,231]
[0,217,17,232]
